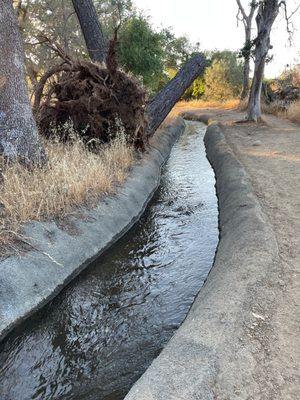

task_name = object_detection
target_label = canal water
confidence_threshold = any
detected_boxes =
[0,121,218,400]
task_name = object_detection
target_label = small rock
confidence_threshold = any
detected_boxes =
[252,140,262,146]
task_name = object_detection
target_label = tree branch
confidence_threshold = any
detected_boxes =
[236,0,248,21]
[280,1,300,44]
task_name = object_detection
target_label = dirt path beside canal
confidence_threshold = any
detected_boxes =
[192,109,300,399]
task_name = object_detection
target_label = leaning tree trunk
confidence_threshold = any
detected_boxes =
[72,0,107,63]
[247,0,280,121]
[0,0,46,165]
[146,53,207,135]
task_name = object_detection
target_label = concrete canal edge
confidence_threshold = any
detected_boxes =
[0,117,185,342]
[125,121,280,399]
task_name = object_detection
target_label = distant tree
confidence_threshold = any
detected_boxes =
[236,0,258,99]
[161,29,194,69]
[16,0,197,95]
[14,0,84,91]
[246,0,299,121]
[118,15,165,91]
[204,52,243,100]
[0,0,45,164]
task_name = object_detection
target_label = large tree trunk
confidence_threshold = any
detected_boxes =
[247,55,265,120]
[0,0,45,165]
[146,53,207,135]
[71,0,107,63]
[247,0,280,121]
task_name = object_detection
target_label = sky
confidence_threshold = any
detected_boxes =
[133,0,300,78]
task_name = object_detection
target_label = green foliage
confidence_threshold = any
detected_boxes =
[117,22,197,92]
[204,51,243,101]
[182,50,243,101]
[14,0,85,90]
[192,76,206,98]
[160,29,196,69]
[118,15,164,91]
[15,0,198,95]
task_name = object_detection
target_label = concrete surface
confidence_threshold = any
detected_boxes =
[125,113,299,400]
[0,117,185,342]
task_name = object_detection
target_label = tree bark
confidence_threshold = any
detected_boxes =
[241,59,250,100]
[247,0,280,121]
[0,0,46,164]
[146,53,207,135]
[71,0,107,63]
[241,25,251,100]
[236,0,257,100]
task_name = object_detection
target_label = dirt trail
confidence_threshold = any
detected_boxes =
[205,109,299,398]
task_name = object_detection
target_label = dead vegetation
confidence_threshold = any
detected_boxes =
[34,38,148,150]
[170,99,240,117]
[286,100,300,124]
[239,98,300,124]
[172,97,300,125]
[0,128,135,248]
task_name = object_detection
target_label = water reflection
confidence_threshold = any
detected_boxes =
[0,122,218,400]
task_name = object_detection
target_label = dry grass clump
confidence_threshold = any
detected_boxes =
[170,99,240,117]
[239,98,300,124]
[0,130,135,246]
[286,100,300,123]
[236,98,282,114]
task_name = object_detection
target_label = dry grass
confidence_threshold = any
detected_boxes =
[171,99,240,117]
[239,98,300,124]
[0,133,135,246]
[286,100,300,124]
[239,99,285,116]
[173,97,300,125]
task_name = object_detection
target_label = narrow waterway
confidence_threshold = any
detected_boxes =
[0,121,218,400]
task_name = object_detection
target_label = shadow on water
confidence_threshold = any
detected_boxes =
[0,121,218,400]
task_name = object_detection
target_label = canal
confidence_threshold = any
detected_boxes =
[0,121,218,400]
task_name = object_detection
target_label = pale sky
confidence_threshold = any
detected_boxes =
[134,0,300,77]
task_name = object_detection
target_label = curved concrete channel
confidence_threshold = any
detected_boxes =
[125,120,280,400]
[0,120,219,399]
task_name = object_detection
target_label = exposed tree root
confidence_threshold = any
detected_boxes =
[34,39,148,150]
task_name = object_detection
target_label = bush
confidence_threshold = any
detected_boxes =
[204,58,243,101]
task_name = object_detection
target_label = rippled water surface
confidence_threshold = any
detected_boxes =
[0,121,218,400]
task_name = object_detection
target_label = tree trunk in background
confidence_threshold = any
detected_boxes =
[247,0,280,121]
[72,0,107,63]
[0,0,46,164]
[241,25,251,100]
[146,53,207,135]
[241,59,250,100]
[236,0,258,100]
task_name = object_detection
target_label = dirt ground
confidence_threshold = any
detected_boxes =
[192,107,300,398]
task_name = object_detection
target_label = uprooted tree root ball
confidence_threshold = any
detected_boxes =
[34,56,149,150]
